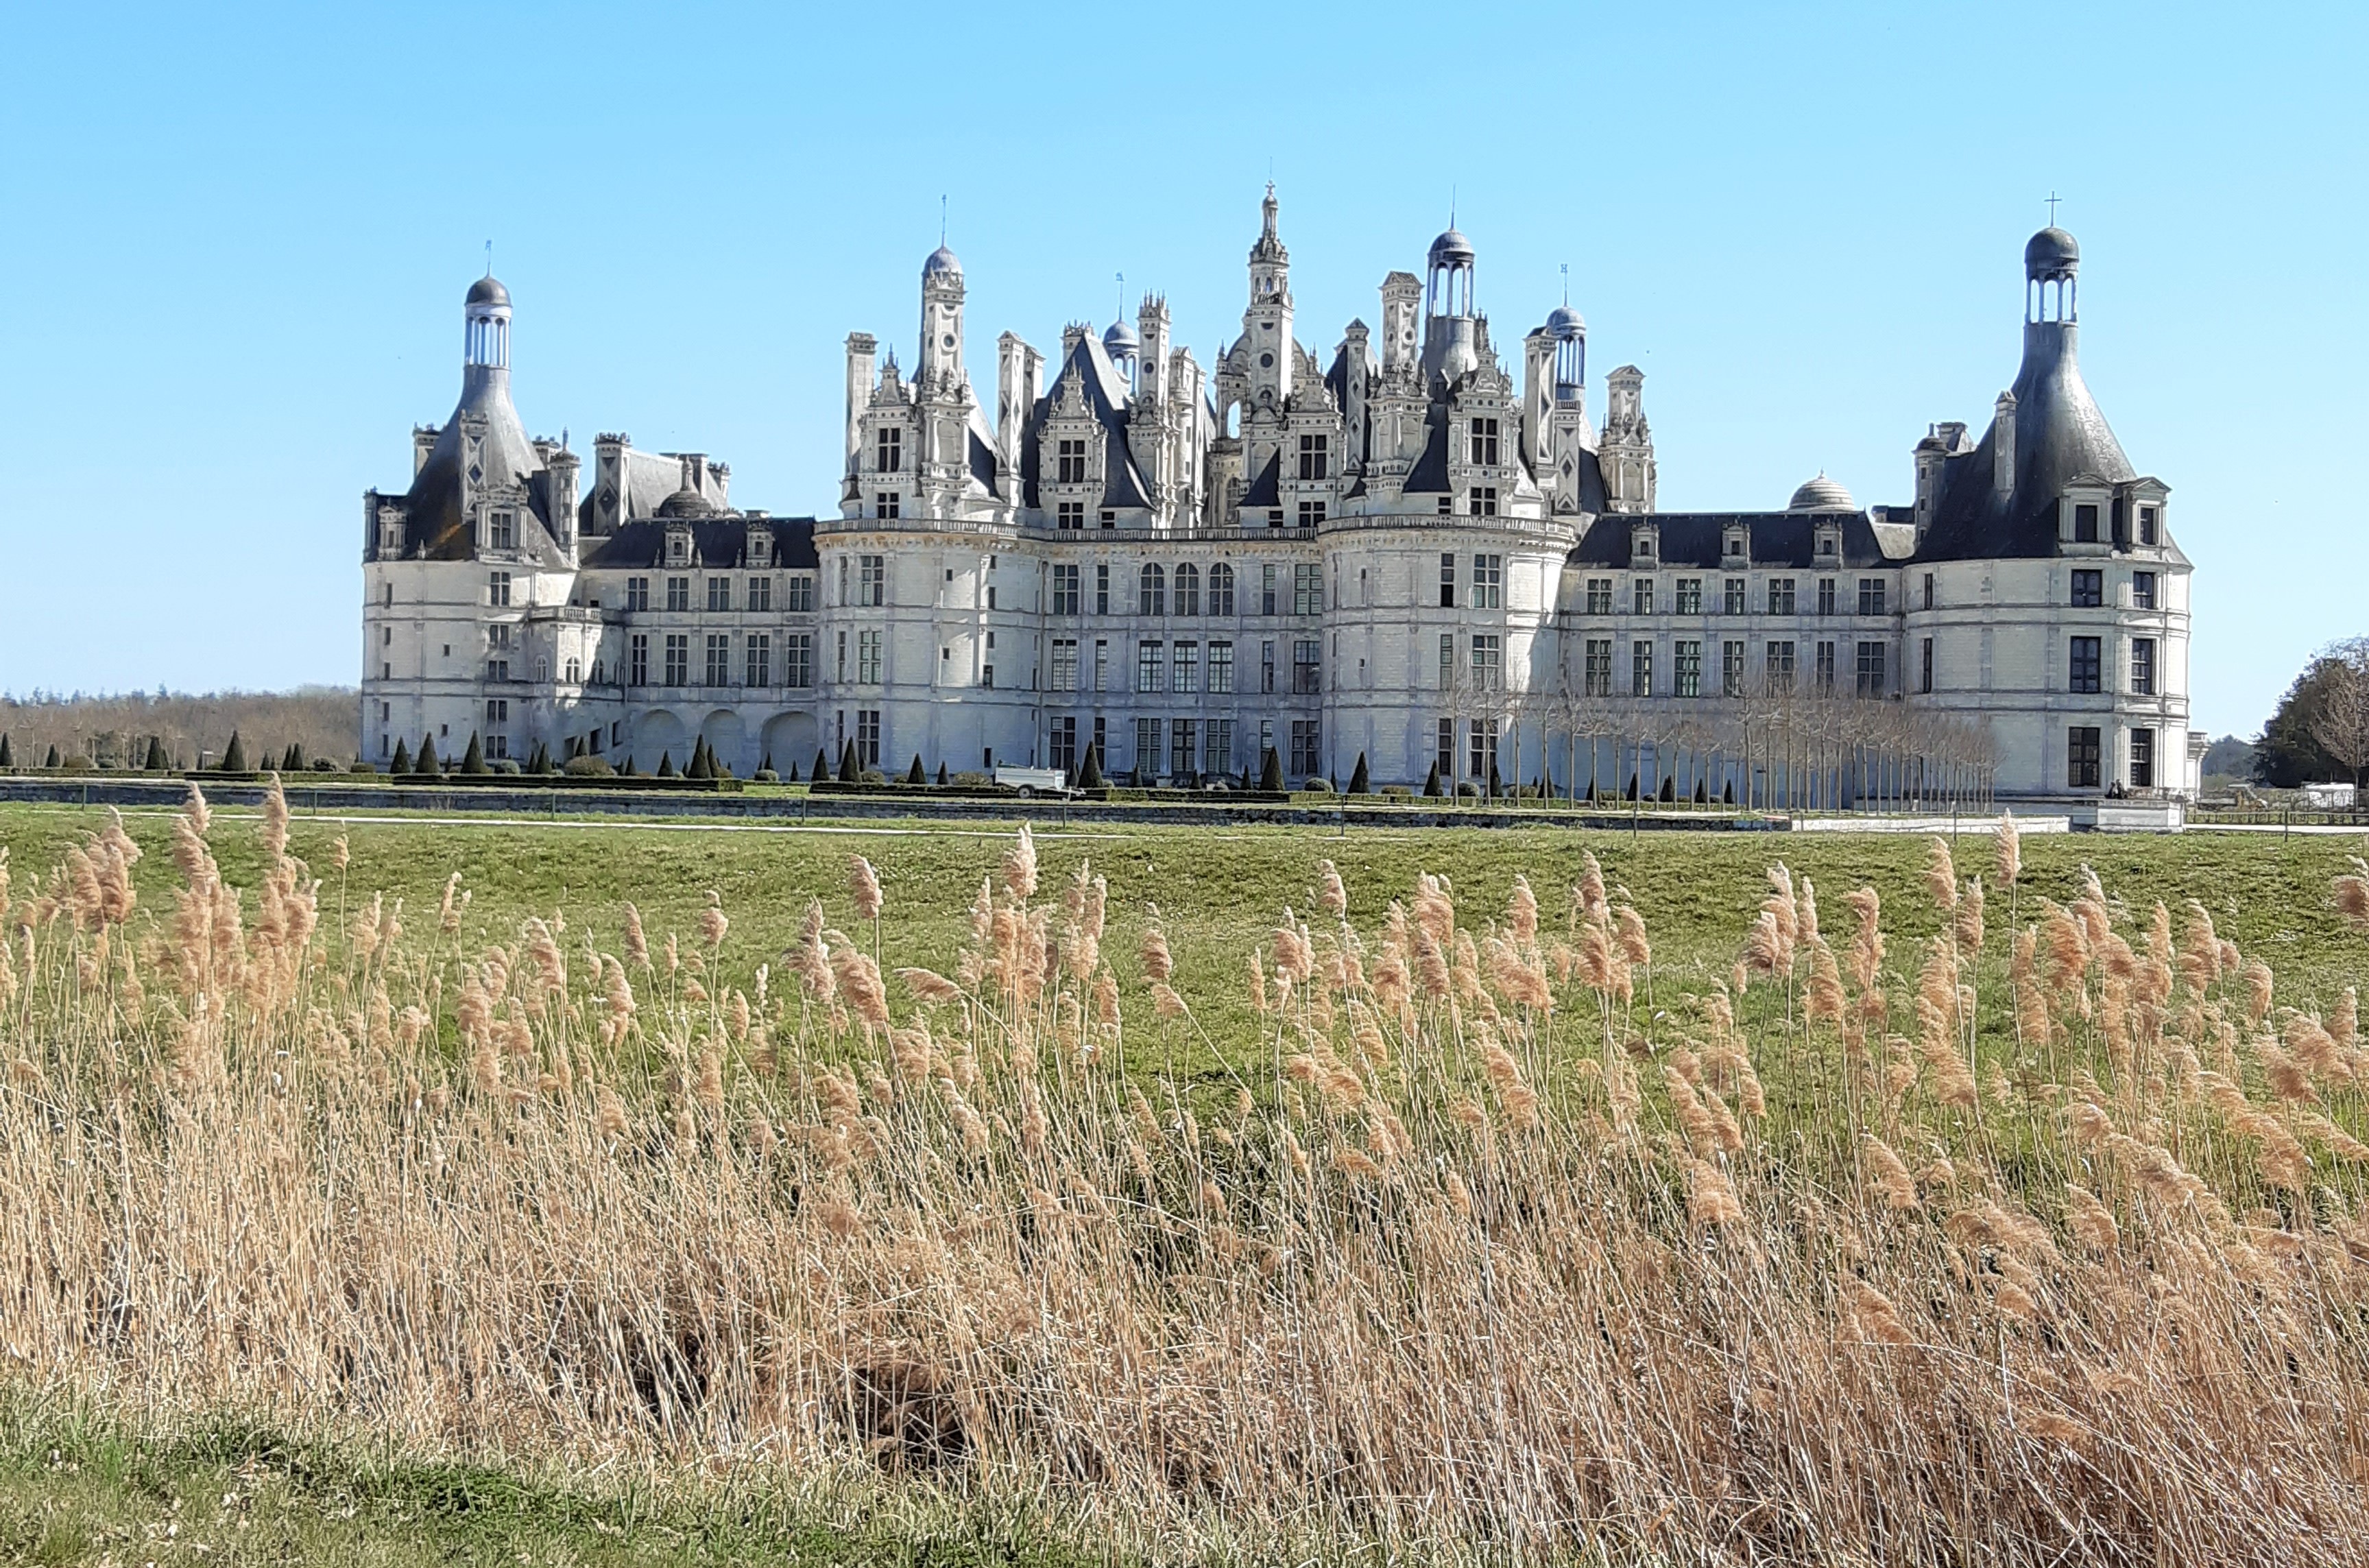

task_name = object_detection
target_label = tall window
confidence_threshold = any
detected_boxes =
[747,575,773,612]
[1675,578,1703,615]
[1722,640,1745,697]
[2073,503,2100,543]
[1293,638,1321,694]
[489,571,512,607]
[1815,640,1836,693]
[1769,578,1796,615]
[2069,636,2102,693]
[1170,720,1199,779]
[745,633,771,688]
[626,577,649,612]
[2067,725,2102,788]
[857,629,882,684]
[1057,501,1085,530]
[876,426,902,473]
[1261,564,1279,616]
[1920,637,1934,694]
[1174,562,1201,616]
[785,632,813,688]
[1723,577,1746,616]
[1138,563,1166,615]
[1766,640,1796,693]
[2132,570,2157,610]
[1203,719,1232,776]
[1057,438,1088,483]
[1094,639,1108,691]
[1436,718,1456,778]
[1470,634,1503,690]
[1674,640,1703,697]
[1048,717,1077,773]
[1584,638,1613,697]
[1632,640,1654,697]
[858,555,885,607]
[2071,570,2103,607]
[1136,640,1164,692]
[708,577,731,612]
[786,574,816,612]
[1817,578,1836,616]
[1855,641,1886,697]
[663,634,688,686]
[1857,578,1886,616]
[2130,727,2156,788]
[629,634,649,686]
[2130,637,2156,695]
[1467,721,1497,784]
[659,575,684,612]
[1467,417,1500,466]
[1297,500,1327,527]
[2139,505,2159,545]
[1439,632,1455,689]
[1471,554,1503,609]
[855,710,880,769]
[1922,572,1935,610]
[1297,433,1330,480]
[1633,577,1655,615]
[1050,638,1079,691]
[1095,563,1110,614]
[1207,562,1236,615]
[486,510,515,550]
[1439,553,1456,609]
[704,633,730,686]
[1262,639,1276,693]
[1294,564,1322,616]
[1586,577,1613,615]
[1291,720,1323,777]
[1135,717,1162,775]
[1173,640,1199,693]
[1467,487,1498,517]
[875,492,900,520]
[1208,640,1234,694]
[1052,563,1081,615]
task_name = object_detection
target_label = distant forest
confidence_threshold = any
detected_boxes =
[0,687,356,770]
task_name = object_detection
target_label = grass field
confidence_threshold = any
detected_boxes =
[4,791,2369,1565]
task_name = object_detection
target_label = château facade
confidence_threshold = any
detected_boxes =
[361,194,2198,801]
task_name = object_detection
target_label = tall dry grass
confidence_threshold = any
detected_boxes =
[3,789,2368,1563]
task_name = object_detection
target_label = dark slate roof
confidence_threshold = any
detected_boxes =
[1020,332,1152,511]
[392,367,555,561]
[579,516,819,571]
[967,413,1002,499]
[1403,412,1450,494]
[1240,450,1281,509]
[1567,510,1904,571]
[1914,321,2134,564]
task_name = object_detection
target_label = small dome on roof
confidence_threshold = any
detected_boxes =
[1428,228,1475,266]
[656,486,716,519]
[922,245,962,281]
[2024,226,2080,280]
[1545,303,1585,337]
[1787,472,1857,513]
[1103,317,1140,353]
[466,274,510,309]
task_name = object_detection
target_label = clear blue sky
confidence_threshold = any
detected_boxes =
[2,1,2360,739]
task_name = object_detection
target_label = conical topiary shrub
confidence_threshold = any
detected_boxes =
[786,759,799,781]
[837,741,860,784]
[0,734,12,768]
[145,735,169,771]
[219,732,248,773]
[1259,747,1285,793]
[760,751,773,775]
[813,749,831,786]
[460,733,488,774]
[656,751,677,778]
[45,744,63,769]
[906,754,926,785]
[937,761,950,786]
[414,736,440,775]
[1077,745,1103,789]
[1488,764,1504,799]
[390,738,411,775]
[1422,760,1443,797]
[621,754,638,777]
[1347,752,1370,794]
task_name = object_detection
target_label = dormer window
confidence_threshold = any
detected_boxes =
[2138,505,2159,546]
[1817,535,1836,557]
[1467,418,1500,467]
[747,529,771,567]
[875,426,902,474]
[1057,438,1089,484]
[1724,529,1747,561]
[486,509,515,551]
[666,530,690,566]
[2073,503,2100,544]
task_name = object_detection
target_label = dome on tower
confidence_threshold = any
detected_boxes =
[1428,228,1475,265]
[2024,226,2080,280]
[1102,317,1140,354]
[1787,472,1856,513]
[656,485,717,519]
[466,274,510,309]
[1545,303,1585,337]
[922,245,963,281]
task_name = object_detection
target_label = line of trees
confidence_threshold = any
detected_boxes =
[0,687,357,772]
[1433,673,1998,812]
[2254,636,2369,789]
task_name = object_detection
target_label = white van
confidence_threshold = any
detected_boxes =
[993,765,1074,798]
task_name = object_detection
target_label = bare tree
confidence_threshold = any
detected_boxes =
[2308,638,2369,790]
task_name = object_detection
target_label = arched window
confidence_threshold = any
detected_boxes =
[1138,562,1166,616]
[1208,562,1236,616]
[1173,562,1201,616]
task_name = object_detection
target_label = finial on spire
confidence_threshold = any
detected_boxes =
[1561,262,1569,306]
[939,193,947,245]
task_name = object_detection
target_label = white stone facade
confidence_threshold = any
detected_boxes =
[360,201,2196,801]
